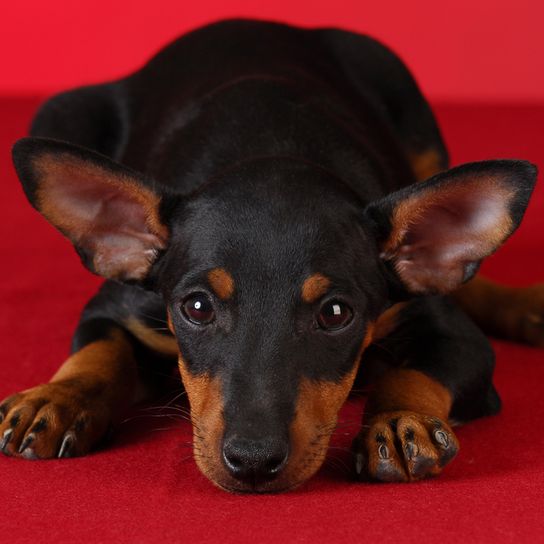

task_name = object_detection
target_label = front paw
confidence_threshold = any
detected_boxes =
[0,381,112,459]
[352,411,459,482]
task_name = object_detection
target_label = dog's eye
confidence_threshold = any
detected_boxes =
[317,300,353,330]
[182,294,215,325]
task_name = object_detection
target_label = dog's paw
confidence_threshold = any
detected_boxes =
[352,411,459,482]
[0,382,112,459]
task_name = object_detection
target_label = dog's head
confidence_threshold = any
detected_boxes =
[13,137,537,492]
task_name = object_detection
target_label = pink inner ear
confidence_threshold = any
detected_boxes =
[388,180,514,293]
[36,155,166,281]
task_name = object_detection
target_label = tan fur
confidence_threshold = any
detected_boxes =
[177,356,226,488]
[124,318,179,357]
[178,325,376,491]
[453,275,544,347]
[0,330,140,458]
[373,302,407,341]
[365,368,453,421]
[360,369,457,481]
[167,311,175,334]
[207,268,235,300]
[301,273,331,304]
[282,325,375,486]
[51,329,135,389]
[409,149,444,181]
[362,410,458,482]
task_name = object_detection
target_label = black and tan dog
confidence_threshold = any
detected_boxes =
[2,19,541,492]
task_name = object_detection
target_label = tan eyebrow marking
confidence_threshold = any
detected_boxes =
[301,273,331,304]
[207,267,235,300]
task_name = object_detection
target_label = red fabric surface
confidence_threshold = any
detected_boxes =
[1,98,544,542]
[2,1,544,103]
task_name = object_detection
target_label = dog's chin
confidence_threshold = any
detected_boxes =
[216,480,306,494]
[193,446,328,494]
[203,472,310,494]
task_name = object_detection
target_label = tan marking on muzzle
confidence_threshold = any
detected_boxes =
[301,273,330,304]
[177,356,226,487]
[282,325,375,487]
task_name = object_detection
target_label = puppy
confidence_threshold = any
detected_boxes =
[1,19,539,492]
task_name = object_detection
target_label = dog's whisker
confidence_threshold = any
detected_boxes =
[324,456,351,475]
[135,312,168,325]
[150,426,180,432]
[120,413,189,425]
[163,390,190,409]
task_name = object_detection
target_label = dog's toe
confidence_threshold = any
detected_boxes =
[0,383,111,460]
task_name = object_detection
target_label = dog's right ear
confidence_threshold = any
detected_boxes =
[365,159,537,295]
[12,137,169,282]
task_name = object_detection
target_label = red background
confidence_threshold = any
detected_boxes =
[1,0,543,102]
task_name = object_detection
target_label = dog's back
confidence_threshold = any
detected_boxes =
[30,19,447,200]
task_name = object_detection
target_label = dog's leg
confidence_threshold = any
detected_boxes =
[0,319,139,458]
[354,296,499,482]
[453,276,544,347]
[0,284,177,459]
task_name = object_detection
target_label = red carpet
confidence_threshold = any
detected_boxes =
[1,98,543,542]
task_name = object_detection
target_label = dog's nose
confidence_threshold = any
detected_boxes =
[222,436,289,483]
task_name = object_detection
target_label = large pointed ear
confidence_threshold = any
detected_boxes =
[365,160,538,295]
[12,137,169,282]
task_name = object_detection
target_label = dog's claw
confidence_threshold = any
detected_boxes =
[434,429,449,447]
[0,428,13,452]
[405,441,418,460]
[355,452,364,475]
[58,433,75,459]
[0,384,112,460]
[378,444,389,459]
[18,433,35,454]
[21,447,38,460]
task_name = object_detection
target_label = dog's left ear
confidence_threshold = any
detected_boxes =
[365,160,538,294]
[12,137,169,282]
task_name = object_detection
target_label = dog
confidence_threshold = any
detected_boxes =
[1,19,540,493]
